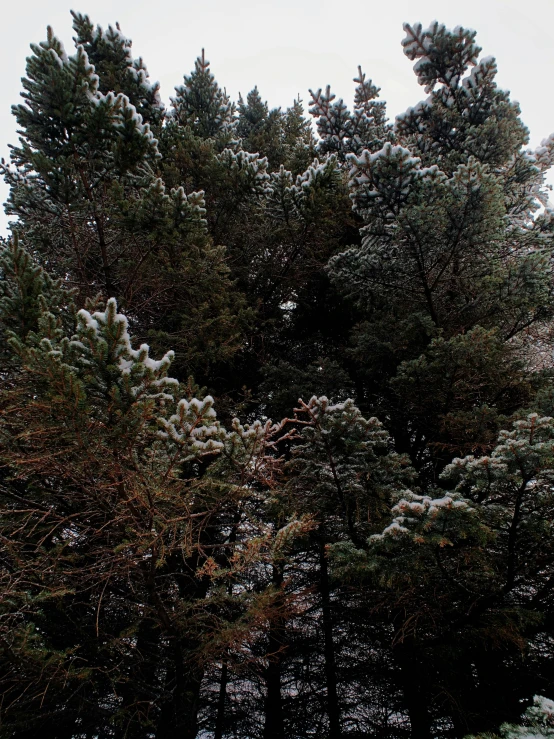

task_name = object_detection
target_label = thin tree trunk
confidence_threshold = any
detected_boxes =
[156,641,203,739]
[214,658,229,739]
[319,541,342,738]
[93,210,115,298]
[74,157,115,297]
[263,561,286,739]
[114,616,160,739]
[213,515,241,739]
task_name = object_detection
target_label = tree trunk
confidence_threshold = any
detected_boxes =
[156,641,203,739]
[319,541,342,738]
[393,641,433,739]
[114,616,160,739]
[214,658,229,739]
[263,561,286,739]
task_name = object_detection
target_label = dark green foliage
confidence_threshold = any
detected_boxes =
[326,22,554,489]
[238,89,316,171]
[309,66,390,161]
[0,234,73,356]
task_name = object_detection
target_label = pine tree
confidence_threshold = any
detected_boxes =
[1,23,248,380]
[0,239,302,738]
[236,88,315,172]
[237,88,282,167]
[467,695,554,738]
[279,396,414,736]
[309,66,391,161]
[397,22,528,172]
[71,11,165,130]
[330,412,554,735]
[281,97,317,174]
[2,25,158,295]
[171,49,236,141]
[238,87,269,139]
[326,21,554,483]
[0,234,73,367]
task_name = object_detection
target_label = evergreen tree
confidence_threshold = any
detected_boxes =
[467,695,554,738]
[236,88,315,172]
[171,49,236,141]
[1,24,248,380]
[285,397,412,735]
[326,21,554,483]
[332,412,554,735]
[237,87,282,167]
[309,66,390,161]
[238,87,269,139]
[71,11,165,130]
[281,97,317,175]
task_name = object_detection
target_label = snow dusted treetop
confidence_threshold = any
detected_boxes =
[309,66,391,161]
[3,23,159,222]
[1,25,160,299]
[171,49,237,140]
[328,20,554,347]
[264,155,341,226]
[253,153,345,310]
[396,21,531,173]
[237,87,269,138]
[71,11,165,129]
[237,86,290,168]
[8,25,158,171]
[1,17,244,379]
[324,20,554,499]
[13,284,230,466]
[76,297,178,399]
[350,67,389,154]
[216,148,270,197]
[401,21,481,93]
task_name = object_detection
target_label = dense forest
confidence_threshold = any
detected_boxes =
[2,14,554,739]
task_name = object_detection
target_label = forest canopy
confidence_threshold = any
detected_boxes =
[1,14,554,739]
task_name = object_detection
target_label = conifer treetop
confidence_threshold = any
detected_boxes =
[171,48,236,139]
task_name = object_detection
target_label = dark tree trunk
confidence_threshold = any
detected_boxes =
[263,561,286,739]
[156,641,203,739]
[393,641,433,739]
[114,616,161,739]
[214,658,229,739]
[319,541,342,738]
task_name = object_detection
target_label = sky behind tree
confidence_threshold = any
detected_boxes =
[1,0,553,233]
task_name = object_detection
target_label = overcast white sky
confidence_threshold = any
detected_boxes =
[1,0,553,234]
